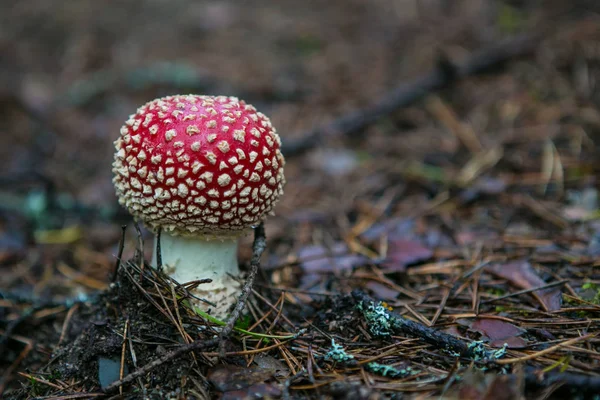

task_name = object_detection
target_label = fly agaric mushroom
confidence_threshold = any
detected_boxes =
[112,94,285,317]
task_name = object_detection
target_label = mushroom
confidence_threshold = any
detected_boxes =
[112,94,285,317]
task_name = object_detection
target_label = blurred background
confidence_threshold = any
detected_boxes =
[2,0,600,395]
[1,0,599,314]
[1,0,598,307]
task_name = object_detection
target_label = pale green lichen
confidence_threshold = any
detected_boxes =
[356,300,392,337]
[491,343,508,359]
[356,298,508,362]
[464,341,508,361]
[324,339,354,363]
[465,340,488,360]
[365,362,420,378]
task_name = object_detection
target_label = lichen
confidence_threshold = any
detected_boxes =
[356,300,393,337]
[365,362,419,378]
[324,339,354,363]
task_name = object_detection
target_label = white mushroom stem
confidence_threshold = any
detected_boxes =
[151,234,241,317]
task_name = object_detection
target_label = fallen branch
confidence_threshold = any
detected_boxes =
[282,34,540,157]
[352,290,474,358]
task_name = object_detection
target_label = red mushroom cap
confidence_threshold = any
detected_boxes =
[112,95,285,237]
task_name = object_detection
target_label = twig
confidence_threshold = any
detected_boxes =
[58,303,79,345]
[219,223,267,356]
[133,222,145,279]
[103,337,220,393]
[119,318,130,395]
[155,228,163,272]
[283,368,307,400]
[111,225,127,282]
[281,33,540,157]
[126,319,146,397]
[17,372,64,391]
[352,290,472,357]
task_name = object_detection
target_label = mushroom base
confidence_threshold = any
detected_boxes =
[191,275,242,319]
[152,234,242,319]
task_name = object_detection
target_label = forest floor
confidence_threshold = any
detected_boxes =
[1,1,600,399]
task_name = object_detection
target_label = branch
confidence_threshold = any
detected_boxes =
[352,290,472,357]
[282,34,540,157]
[103,337,219,393]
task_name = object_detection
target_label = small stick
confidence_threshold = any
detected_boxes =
[111,225,127,282]
[119,318,130,395]
[155,228,163,272]
[133,222,145,279]
[219,223,267,356]
[58,303,79,345]
[103,337,220,393]
[283,368,307,400]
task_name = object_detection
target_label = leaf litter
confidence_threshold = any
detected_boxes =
[1,1,600,399]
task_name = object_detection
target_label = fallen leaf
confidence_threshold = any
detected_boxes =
[298,243,367,274]
[488,261,562,311]
[443,325,463,337]
[490,336,527,348]
[469,318,525,341]
[457,318,527,349]
[381,239,433,272]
